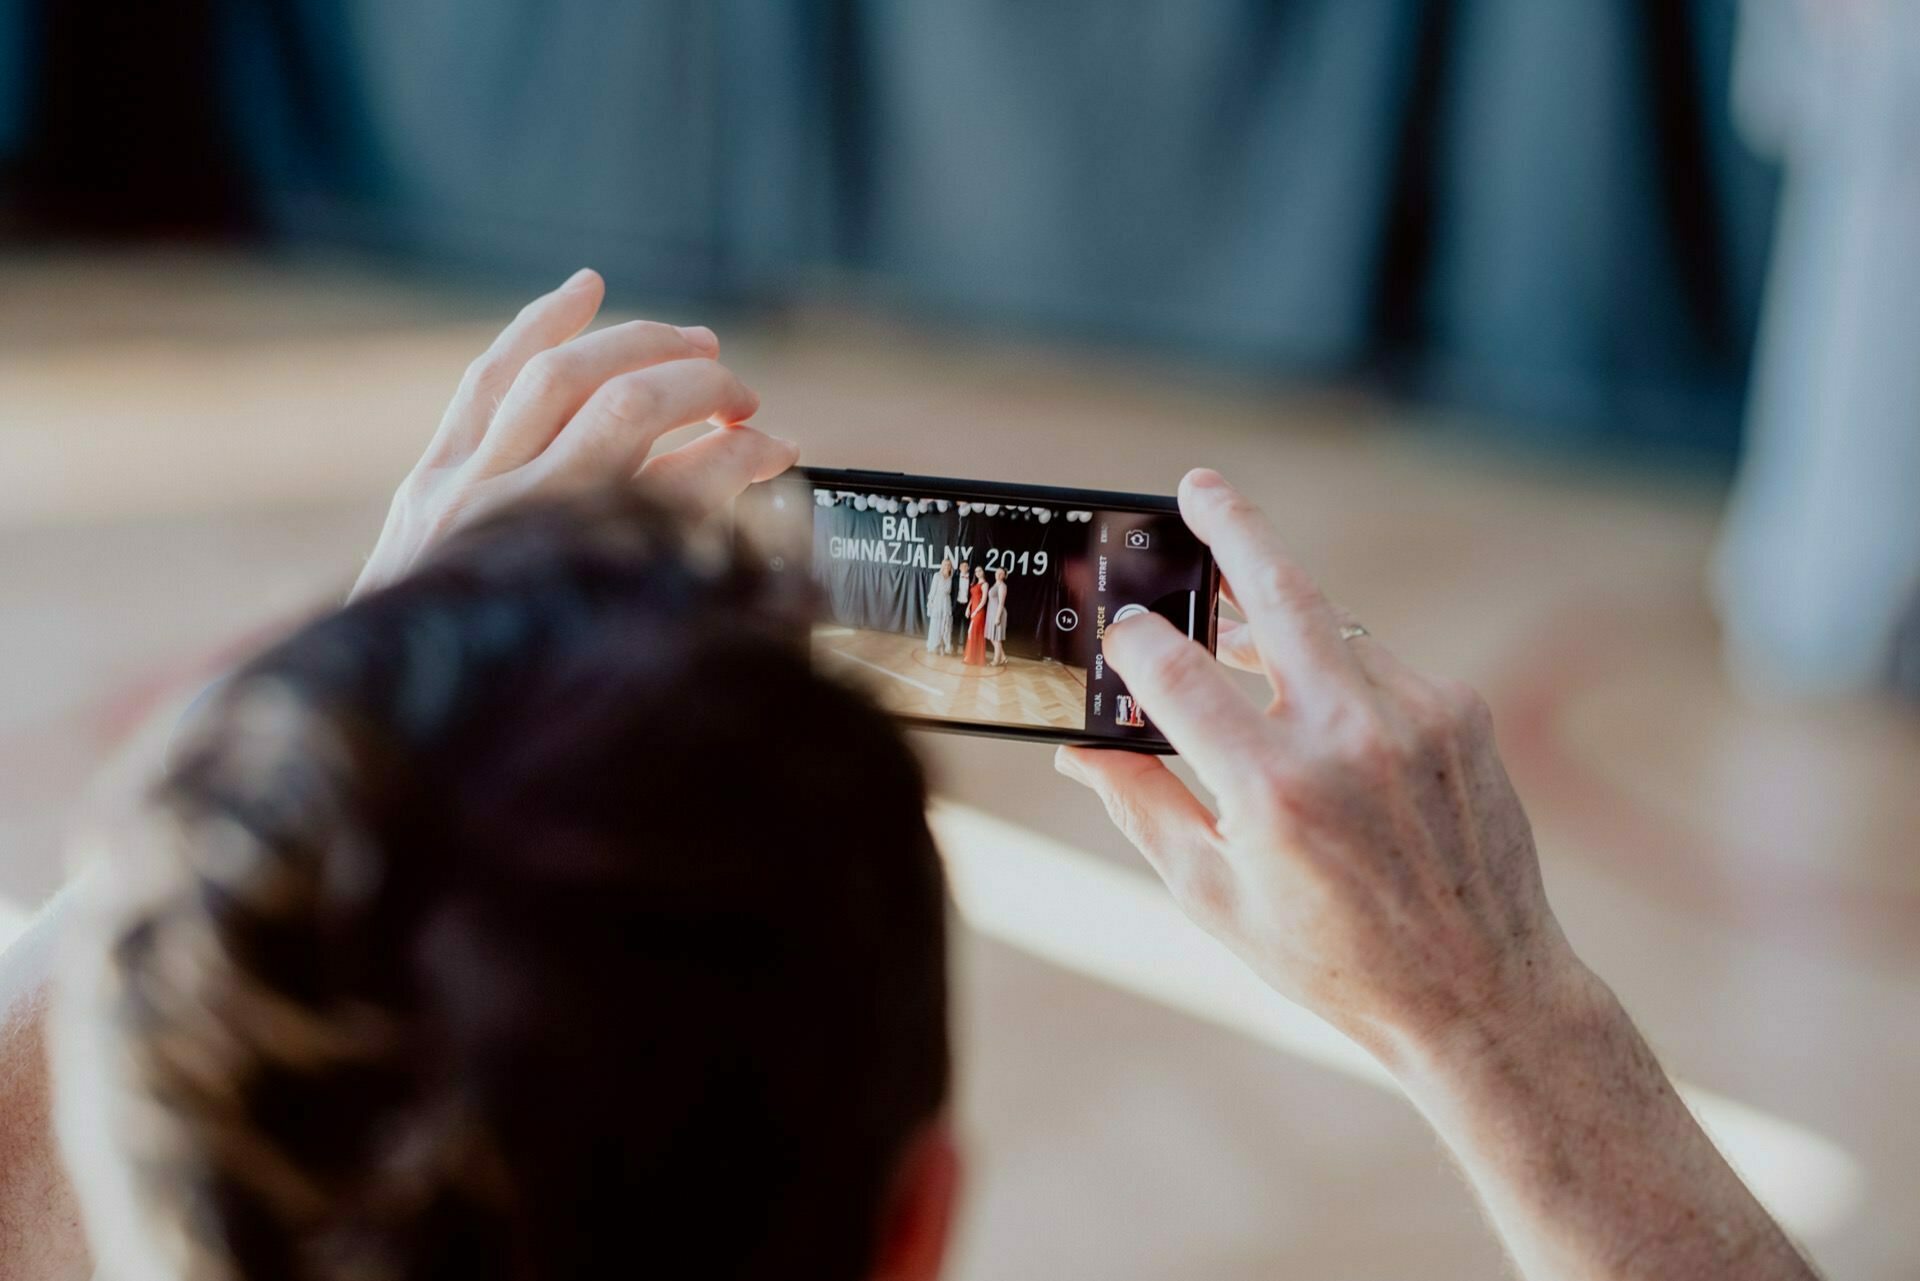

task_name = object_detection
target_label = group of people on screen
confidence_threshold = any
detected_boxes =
[926,558,1008,667]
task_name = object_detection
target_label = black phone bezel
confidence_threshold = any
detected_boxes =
[785,466,1221,755]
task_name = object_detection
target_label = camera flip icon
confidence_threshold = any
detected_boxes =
[1124,528,1150,550]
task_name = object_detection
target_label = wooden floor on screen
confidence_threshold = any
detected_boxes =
[814,626,1087,731]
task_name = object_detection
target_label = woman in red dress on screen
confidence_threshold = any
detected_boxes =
[963,566,988,666]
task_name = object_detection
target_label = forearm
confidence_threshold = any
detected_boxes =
[1392,959,1815,1281]
[0,892,88,1280]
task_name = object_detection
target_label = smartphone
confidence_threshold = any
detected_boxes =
[736,467,1220,752]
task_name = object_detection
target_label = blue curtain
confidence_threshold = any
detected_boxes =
[4,0,1776,460]
[0,0,28,162]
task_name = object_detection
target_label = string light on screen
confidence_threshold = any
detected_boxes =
[810,491,1082,526]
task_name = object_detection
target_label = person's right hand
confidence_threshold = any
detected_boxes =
[1058,468,1584,1068]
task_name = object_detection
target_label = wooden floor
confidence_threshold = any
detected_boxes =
[816,626,1086,730]
[3,252,1917,1279]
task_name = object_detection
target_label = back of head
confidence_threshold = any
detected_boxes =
[63,490,950,1281]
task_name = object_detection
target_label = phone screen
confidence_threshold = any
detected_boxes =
[738,468,1217,749]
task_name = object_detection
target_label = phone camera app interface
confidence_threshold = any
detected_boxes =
[741,476,1211,743]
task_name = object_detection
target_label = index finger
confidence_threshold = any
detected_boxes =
[1102,612,1274,795]
[1176,469,1367,699]
[638,424,801,520]
[475,318,723,473]
[539,358,760,486]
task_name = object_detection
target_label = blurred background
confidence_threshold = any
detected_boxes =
[1,1,1916,1277]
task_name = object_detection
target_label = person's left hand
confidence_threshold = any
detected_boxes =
[351,268,796,599]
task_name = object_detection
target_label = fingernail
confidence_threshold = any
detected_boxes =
[1053,747,1087,782]
[1184,467,1226,491]
[678,324,718,351]
[562,267,597,290]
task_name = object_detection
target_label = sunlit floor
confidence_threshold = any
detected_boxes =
[3,251,1918,1278]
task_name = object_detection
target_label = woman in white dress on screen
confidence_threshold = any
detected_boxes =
[926,558,955,654]
[987,567,1010,667]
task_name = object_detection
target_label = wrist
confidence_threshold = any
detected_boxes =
[1385,948,1627,1117]
[1379,937,1613,1079]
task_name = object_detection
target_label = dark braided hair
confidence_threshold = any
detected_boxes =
[62,489,951,1281]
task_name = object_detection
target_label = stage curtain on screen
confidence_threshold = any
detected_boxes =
[813,505,1071,663]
